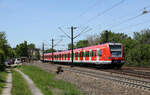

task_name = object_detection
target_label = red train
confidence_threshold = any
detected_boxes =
[41,43,125,69]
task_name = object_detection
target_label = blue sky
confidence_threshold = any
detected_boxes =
[0,0,150,50]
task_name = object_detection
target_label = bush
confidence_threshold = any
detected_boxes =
[126,44,150,67]
[0,49,5,71]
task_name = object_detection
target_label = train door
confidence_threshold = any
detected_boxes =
[99,49,103,61]
[91,50,97,61]
[70,52,72,61]
[75,52,78,61]
[85,50,89,61]
[68,53,70,61]
[65,54,67,60]
[79,51,83,61]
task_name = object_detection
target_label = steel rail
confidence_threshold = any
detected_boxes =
[64,68,150,91]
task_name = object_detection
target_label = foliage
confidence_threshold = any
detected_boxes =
[126,44,150,66]
[0,32,8,56]
[45,48,56,53]
[34,51,40,60]
[98,30,129,43]
[68,43,75,50]
[76,40,88,48]
[15,41,28,57]
[0,49,5,71]
[0,32,10,71]
[133,29,150,44]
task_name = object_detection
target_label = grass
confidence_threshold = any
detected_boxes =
[0,71,7,95]
[11,70,32,95]
[19,65,81,95]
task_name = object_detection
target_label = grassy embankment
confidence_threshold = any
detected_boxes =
[11,70,32,95]
[0,71,7,95]
[19,65,82,95]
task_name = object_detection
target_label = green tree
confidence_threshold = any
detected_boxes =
[68,43,75,50]
[134,29,150,44]
[0,32,9,71]
[28,43,35,60]
[0,32,8,57]
[0,49,5,71]
[35,50,40,60]
[45,48,56,53]
[76,40,88,48]
[15,41,28,57]
[126,44,150,66]
[98,30,129,43]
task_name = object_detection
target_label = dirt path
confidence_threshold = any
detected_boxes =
[2,69,12,95]
[15,69,43,95]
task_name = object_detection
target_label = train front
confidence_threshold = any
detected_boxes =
[108,43,125,69]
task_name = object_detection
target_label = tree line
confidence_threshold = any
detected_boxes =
[0,32,40,71]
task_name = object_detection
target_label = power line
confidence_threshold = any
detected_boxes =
[74,27,92,39]
[70,0,101,24]
[107,10,150,29]
[113,19,150,32]
[80,0,125,27]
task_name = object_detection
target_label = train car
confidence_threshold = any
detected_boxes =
[40,43,125,69]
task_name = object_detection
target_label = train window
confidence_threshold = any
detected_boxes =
[70,53,72,58]
[103,48,104,53]
[99,50,102,56]
[92,51,94,57]
[82,52,84,57]
[78,52,80,57]
[75,53,78,57]
[86,51,89,57]
[83,52,85,57]
[80,52,83,57]
[95,50,97,56]
[97,50,99,56]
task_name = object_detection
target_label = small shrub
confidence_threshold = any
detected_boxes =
[0,50,5,71]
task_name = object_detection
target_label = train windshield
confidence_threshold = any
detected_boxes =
[109,45,122,57]
[109,45,121,50]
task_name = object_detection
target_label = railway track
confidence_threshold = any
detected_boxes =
[63,67,150,92]
[99,69,150,79]
[67,64,150,79]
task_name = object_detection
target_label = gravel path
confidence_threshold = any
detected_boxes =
[2,69,12,95]
[30,61,150,95]
[15,69,43,95]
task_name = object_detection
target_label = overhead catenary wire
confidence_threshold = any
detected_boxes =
[79,0,125,27]
[74,28,93,39]
[113,19,150,32]
[59,0,125,42]
[107,9,150,30]
[70,0,101,24]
